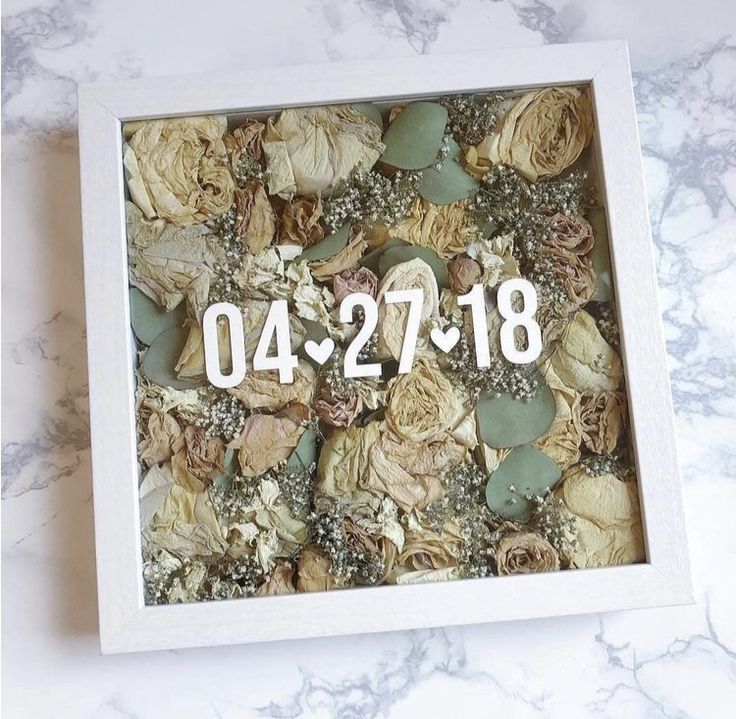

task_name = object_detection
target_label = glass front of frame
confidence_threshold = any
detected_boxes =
[124,86,645,605]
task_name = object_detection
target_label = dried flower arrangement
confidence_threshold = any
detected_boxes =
[124,86,645,605]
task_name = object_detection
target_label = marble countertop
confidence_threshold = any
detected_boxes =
[2,0,735,716]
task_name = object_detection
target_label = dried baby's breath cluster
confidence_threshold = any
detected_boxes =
[275,463,316,517]
[446,327,540,401]
[526,492,579,557]
[458,508,498,578]
[425,460,487,530]
[234,154,265,187]
[588,301,620,349]
[440,92,504,145]
[580,451,633,480]
[322,168,422,233]
[209,475,257,522]
[197,390,247,441]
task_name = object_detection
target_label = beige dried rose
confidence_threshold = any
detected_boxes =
[393,520,462,577]
[171,425,225,493]
[126,202,224,315]
[489,87,594,181]
[463,134,496,180]
[391,198,478,259]
[139,411,184,466]
[279,195,324,247]
[385,358,458,442]
[227,409,307,477]
[556,466,645,568]
[232,182,276,254]
[465,232,520,287]
[495,532,560,575]
[297,545,339,592]
[580,391,626,455]
[146,485,228,557]
[364,430,465,512]
[124,115,234,225]
[550,310,623,392]
[447,257,482,295]
[228,359,315,412]
[533,361,583,469]
[333,266,379,303]
[317,423,379,501]
[314,384,363,427]
[376,258,440,361]
[541,213,597,306]
[263,105,384,197]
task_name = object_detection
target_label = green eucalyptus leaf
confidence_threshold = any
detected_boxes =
[352,102,384,130]
[381,102,449,170]
[477,380,556,449]
[378,245,448,289]
[359,238,406,274]
[142,326,204,390]
[287,427,318,470]
[486,445,562,521]
[587,206,614,302]
[419,159,479,205]
[130,288,187,345]
[298,224,351,263]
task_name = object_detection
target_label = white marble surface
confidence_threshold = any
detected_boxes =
[2,0,735,716]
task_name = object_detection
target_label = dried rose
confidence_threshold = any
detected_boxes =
[394,520,462,575]
[257,563,296,596]
[232,181,276,253]
[263,105,384,198]
[580,391,626,455]
[495,532,560,575]
[556,466,645,568]
[447,257,482,294]
[139,411,184,466]
[296,545,338,592]
[392,198,478,259]
[228,359,315,412]
[279,195,324,247]
[224,119,265,171]
[490,87,594,181]
[171,425,225,493]
[541,213,597,306]
[314,384,363,427]
[124,116,234,225]
[333,266,379,303]
[385,358,458,442]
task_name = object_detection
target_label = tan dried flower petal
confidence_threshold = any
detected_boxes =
[495,532,560,575]
[257,563,296,596]
[447,257,482,295]
[279,195,324,247]
[139,411,184,466]
[309,232,368,282]
[224,119,265,170]
[170,425,224,493]
[228,359,316,412]
[233,181,276,254]
[580,391,626,455]
[333,266,379,303]
[297,545,338,592]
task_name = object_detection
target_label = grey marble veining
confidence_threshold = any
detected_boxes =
[2,1,735,717]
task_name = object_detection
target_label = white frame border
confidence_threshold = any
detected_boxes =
[78,41,692,654]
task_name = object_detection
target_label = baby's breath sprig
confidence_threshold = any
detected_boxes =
[234,154,265,187]
[440,92,505,145]
[458,507,499,579]
[425,460,487,531]
[195,389,247,441]
[525,491,579,558]
[321,168,422,233]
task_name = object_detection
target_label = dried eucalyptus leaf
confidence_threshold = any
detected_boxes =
[298,224,350,263]
[130,287,187,345]
[378,245,448,289]
[419,159,479,205]
[381,102,449,170]
[587,206,613,302]
[351,103,384,130]
[142,326,205,390]
[359,237,406,274]
[477,380,556,449]
[486,444,561,521]
[286,426,318,470]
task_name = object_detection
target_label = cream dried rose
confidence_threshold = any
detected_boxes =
[385,358,458,443]
[556,466,645,568]
[541,213,597,306]
[495,532,560,575]
[333,266,379,303]
[391,198,478,259]
[392,520,463,578]
[263,105,384,197]
[124,115,235,225]
[297,545,339,592]
[490,87,594,181]
[580,391,626,455]
[314,384,363,427]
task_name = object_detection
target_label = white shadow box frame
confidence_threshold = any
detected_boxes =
[78,40,692,654]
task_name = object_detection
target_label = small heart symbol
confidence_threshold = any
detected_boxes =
[430,326,460,354]
[304,337,335,365]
